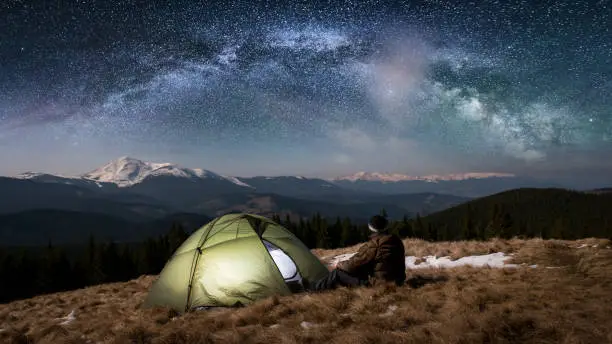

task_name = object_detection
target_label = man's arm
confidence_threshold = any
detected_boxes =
[337,240,377,275]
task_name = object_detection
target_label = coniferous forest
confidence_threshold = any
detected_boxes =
[1,188,612,304]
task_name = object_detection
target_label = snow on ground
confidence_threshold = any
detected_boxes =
[328,253,357,267]
[379,305,398,317]
[405,252,520,269]
[57,310,76,325]
[330,252,532,270]
[576,244,599,249]
[300,321,319,329]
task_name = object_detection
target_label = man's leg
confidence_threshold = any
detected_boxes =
[309,269,366,292]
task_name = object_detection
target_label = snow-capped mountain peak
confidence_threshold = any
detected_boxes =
[333,171,516,183]
[81,156,252,188]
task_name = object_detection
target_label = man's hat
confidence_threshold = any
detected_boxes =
[368,215,388,233]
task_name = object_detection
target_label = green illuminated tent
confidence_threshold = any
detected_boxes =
[142,213,329,312]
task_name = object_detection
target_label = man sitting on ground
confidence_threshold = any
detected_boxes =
[305,215,406,291]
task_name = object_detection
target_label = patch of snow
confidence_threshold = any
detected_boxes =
[592,245,598,248]
[577,244,589,248]
[330,252,523,270]
[300,321,318,329]
[529,264,538,268]
[222,175,254,188]
[57,310,76,325]
[607,246,611,249]
[406,252,518,269]
[269,324,280,329]
[0,328,5,333]
[405,252,519,269]
[546,266,565,269]
[380,305,398,317]
[329,253,357,266]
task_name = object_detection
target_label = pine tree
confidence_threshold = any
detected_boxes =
[461,205,476,240]
[36,241,55,293]
[52,248,72,291]
[101,241,122,282]
[328,217,342,248]
[427,223,437,242]
[86,235,106,285]
[437,224,450,241]
[550,217,568,239]
[297,217,307,243]
[284,214,292,230]
[380,208,388,218]
[168,222,189,254]
[117,246,137,281]
[485,204,502,239]
[413,213,425,239]
[397,215,413,238]
[499,212,514,239]
[303,218,317,248]
[340,217,354,247]
[314,213,330,249]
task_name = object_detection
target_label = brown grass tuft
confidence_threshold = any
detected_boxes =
[1,238,612,343]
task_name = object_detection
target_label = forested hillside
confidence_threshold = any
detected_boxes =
[404,188,612,241]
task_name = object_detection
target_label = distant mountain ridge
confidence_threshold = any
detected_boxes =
[0,157,479,245]
[14,156,520,191]
[3,156,610,246]
[332,171,517,183]
[7,155,591,208]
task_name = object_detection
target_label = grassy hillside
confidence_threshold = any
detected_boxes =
[414,188,612,240]
[0,238,611,344]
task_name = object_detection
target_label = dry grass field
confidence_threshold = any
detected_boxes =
[1,237,611,344]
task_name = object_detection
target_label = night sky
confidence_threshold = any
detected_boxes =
[1,0,610,182]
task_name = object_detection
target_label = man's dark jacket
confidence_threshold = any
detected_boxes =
[336,232,406,285]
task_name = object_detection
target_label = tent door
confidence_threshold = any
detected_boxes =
[262,240,305,292]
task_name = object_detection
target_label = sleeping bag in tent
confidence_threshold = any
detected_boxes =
[142,213,329,312]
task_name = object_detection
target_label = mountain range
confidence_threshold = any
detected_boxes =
[13,156,566,197]
[0,156,588,245]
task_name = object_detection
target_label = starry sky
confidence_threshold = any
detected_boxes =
[1,0,611,183]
